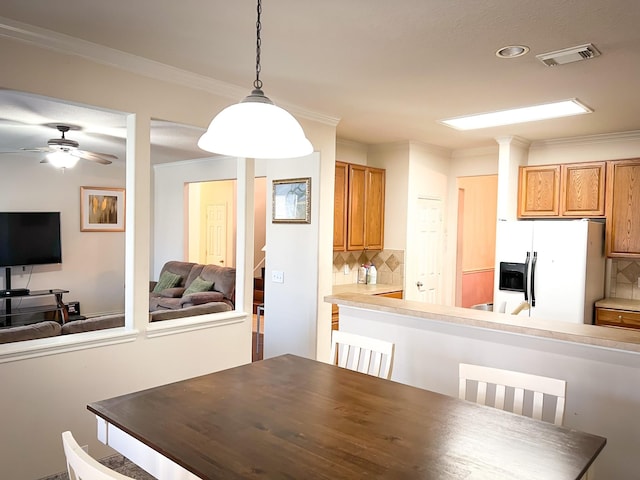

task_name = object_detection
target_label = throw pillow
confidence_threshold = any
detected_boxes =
[153,271,182,294]
[184,276,214,296]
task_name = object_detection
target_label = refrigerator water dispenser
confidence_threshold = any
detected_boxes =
[499,261,527,292]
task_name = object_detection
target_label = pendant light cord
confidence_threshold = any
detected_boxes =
[254,0,263,91]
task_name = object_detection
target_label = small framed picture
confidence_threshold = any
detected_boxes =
[80,186,126,232]
[272,177,311,224]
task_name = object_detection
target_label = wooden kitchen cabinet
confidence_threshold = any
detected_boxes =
[518,161,605,218]
[333,162,349,251]
[561,161,606,217]
[518,165,560,217]
[606,158,640,257]
[596,307,640,330]
[334,162,385,251]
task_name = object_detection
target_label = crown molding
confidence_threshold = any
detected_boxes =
[530,130,640,149]
[0,16,340,126]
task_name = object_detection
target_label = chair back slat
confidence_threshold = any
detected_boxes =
[330,330,394,379]
[459,363,566,426]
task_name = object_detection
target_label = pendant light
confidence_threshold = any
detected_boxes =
[198,0,313,159]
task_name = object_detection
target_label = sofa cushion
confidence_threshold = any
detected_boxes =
[0,321,61,344]
[152,270,182,293]
[181,291,225,307]
[158,287,186,298]
[184,276,214,296]
[155,298,182,310]
[150,302,232,321]
[199,264,236,304]
[62,314,125,334]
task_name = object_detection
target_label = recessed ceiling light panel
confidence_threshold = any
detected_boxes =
[439,99,592,130]
[496,45,530,58]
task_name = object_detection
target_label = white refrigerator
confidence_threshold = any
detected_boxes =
[493,219,605,324]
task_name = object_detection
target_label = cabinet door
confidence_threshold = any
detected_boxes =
[518,165,560,217]
[333,162,348,251]
[365,167,385,250]
[606,159,640,257]
[561,162,606,217]
[347,164,366,250]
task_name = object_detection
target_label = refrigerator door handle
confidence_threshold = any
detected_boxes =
[523,251,530,302]
[531,251,538,307]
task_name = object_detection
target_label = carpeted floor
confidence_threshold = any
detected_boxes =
[40,454,155,480]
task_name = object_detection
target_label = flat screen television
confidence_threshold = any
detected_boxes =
[0,212,62,267]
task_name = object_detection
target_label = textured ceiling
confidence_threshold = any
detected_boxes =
[1,0,639,162]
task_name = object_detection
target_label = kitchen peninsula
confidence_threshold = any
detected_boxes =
[325,292,640,479]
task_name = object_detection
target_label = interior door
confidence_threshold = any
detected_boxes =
[206,203,227,266]
[414,197,444,303]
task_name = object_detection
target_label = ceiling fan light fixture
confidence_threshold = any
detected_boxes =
[198,0,313,159]
[47,150,79,169]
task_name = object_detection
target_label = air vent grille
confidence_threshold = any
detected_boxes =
[536,43,601,67]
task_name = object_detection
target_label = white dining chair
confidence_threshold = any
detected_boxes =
[458,363,566,425]
[330,330,394,379]
[62,431,134,480]
[458,364,595,479]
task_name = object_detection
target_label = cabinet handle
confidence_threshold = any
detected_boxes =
[618,315,623,320]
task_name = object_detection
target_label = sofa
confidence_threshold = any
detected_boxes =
[149,261,235,321]
[0,261,236,344]
[0,314,125,344]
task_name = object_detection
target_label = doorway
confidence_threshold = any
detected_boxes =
[456,175,498,308]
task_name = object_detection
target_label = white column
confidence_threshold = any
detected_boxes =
[125,113,151,330]
[495,136,530,221]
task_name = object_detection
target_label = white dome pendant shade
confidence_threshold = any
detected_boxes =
[198,89,313,159]
[197,0,313,160]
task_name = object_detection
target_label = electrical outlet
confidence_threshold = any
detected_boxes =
[344,264,350,275]
[272,270,284,283]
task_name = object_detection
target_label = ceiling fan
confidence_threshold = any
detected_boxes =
[21,124,117,167]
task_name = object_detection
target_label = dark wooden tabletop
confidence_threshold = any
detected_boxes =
[88,354,606,479]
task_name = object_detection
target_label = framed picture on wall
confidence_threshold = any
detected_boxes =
[272,177,311,224]
[80,186,126,232]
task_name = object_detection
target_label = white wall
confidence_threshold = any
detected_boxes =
[264,154,322,359]
[0,32,337,479]
[0,156,126,316]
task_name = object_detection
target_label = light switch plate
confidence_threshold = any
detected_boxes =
[272,270,284,283]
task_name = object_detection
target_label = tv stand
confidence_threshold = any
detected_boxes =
[1,268,69,327]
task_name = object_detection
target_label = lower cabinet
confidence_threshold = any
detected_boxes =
[596,307,640,330]
[331,290,403,331]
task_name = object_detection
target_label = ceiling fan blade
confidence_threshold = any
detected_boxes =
[72,149,115,165]
[20,147,53,153]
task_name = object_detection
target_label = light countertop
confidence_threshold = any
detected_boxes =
[595,298,640,311]
[332,283,403,296]
[325,292,640,354]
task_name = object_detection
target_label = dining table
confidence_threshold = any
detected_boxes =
[88,354,606,479]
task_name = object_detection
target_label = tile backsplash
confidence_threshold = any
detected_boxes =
[333,249,404,286]
[609,260,640,300]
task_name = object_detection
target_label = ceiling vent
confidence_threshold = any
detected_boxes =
[536,43,601,66]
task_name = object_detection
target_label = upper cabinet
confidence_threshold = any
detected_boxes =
[334,162,385,251]
[561,162,606,217]
[518,165,561,217]
[606,159,640,258]
[518,161,606,218]
[333,162,349,251]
